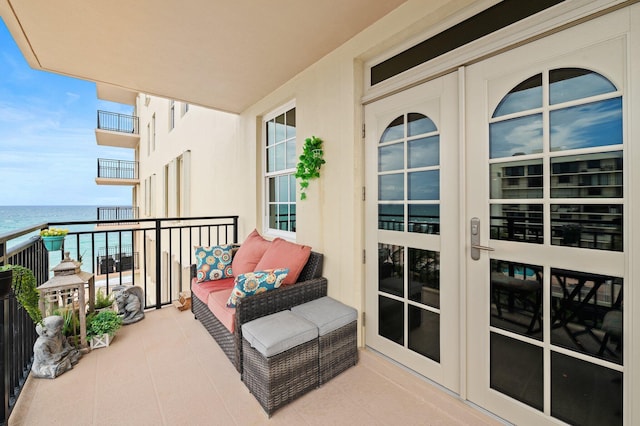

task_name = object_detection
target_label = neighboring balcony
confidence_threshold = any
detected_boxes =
[95,158,139,186]
[95,110,140,149]
[97,206,139,227]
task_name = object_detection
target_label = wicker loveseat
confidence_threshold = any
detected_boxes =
[191,250,326,373]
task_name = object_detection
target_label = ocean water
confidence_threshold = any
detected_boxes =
[0,205,132,274]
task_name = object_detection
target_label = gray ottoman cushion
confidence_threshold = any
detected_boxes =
[291,296,357,336]
[242,310,318,357]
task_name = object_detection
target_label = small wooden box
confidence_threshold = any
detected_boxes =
[173,290,191,311]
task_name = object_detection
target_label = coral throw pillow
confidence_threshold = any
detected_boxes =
[194,245,234,282]
[254,238,311,285]
[231,229,272,276]
[226,268,289,308]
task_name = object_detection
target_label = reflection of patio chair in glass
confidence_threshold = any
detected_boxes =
[491,270,542,335]
[598,310,622,357]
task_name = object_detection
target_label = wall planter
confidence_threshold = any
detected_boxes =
[295,136,326,200]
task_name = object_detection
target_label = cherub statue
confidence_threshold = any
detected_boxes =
[32,315,82,379]
[114,286,145,324]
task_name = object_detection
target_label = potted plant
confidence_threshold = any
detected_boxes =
[40,227,69,251]
[1,264,42,325]
[94,288,115,312]
[87,310,122,349]
[295,136,326,200]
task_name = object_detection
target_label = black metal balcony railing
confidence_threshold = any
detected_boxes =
[97,158,139,180]
[0,215,238,424]
[97,110,139,134]
[97,206,139,225]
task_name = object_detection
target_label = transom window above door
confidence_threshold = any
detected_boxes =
[489,68,623,251]
[378,113,440,234]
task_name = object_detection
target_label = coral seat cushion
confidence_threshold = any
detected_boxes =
[231,229,272,276]
[191,277,235,303]
[207,289,236,333]
[254,238,311,285]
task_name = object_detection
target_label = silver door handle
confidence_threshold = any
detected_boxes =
[471,244,495,251]
[470,217,493,260]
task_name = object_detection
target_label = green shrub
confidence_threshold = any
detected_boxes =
[87,310,122,338]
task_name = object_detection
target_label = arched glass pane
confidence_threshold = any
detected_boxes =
[408,170,439,200]
[550,68,617,105]
[490,114,543,159]
[379,174,403,200]
[407,113,437,136]
[378,143,404,172]
[408,136,439,168]
[381,116,404,143]
[550,97,622,151]
[493,74,542,118]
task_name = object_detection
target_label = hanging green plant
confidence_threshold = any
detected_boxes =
[295,136,326,200]
[0,264,42,325]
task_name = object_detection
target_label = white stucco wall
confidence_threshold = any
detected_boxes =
[238,0,476,314]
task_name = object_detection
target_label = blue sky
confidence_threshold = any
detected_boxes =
[0,20,133,206]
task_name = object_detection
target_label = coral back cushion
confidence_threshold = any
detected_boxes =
[231,229,272,276]
[254,238,311,285]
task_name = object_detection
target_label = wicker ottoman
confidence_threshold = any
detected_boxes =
[241,310,319,416]
[291,296,358,385]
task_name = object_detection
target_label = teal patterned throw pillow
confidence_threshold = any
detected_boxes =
[226,268,289,308]
[194,245,234,282]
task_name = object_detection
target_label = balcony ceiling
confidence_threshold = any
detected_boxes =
[0,0,406,113]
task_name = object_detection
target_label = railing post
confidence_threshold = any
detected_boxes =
[155,219,162,310]
[1,295,8,425]
[233,217,238,244]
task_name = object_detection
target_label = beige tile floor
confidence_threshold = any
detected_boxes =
[9,307,504,426]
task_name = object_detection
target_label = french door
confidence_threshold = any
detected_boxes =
[364,72,460,391]
[465,10,627,426]
[365,5,632,425]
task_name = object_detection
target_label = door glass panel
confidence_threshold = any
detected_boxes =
[490,332,543,411]
[491,159,543,199]
[550,268,623,363]
[551,151,623,198]
[551,204,622,251]
[408,248,439,308]
[491,259,543,339]
[408,204,439,234]
[381,115,404,142]
[408,136,439,168]
[408,170,439,200]
[379,204,404,231]
[490,204,543,243]
[490,114,543,158]
[379,295,404,345]
[379,143,404,171]
[493,74,542,117]
[407,112,437,136]
[550,68,617,105]
[551,351,622,426]
[550,97,622,151]
[409,306,440,362]
[379,174,403,200]
[379,243,403,297]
